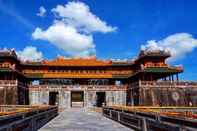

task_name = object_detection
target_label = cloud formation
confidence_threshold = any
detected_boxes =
[52,1,117,33]
[17,46,43,61]
[141,33,197,62]
[32,1,116,57]
[37,6,46,17]
[32,21,95,56]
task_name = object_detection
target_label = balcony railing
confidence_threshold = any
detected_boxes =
[24,71,132,75]
[140,81,197,88]
[29,84,128,91]
[141,64,183,71]
[0,80,17,86]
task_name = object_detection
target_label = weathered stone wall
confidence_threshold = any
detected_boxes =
[0,86,17,105]
[59,91,71,108]
[29,90,71,108]
[84,91,96,107]
[139,87,197,106]
[84,91,127,107]
[106,91,127,106]
[29,89,126,108]
[29,90,49,105]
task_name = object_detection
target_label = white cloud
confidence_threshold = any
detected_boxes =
[32,1,116,57]
[17,46,43,61]
[51,1,117,33]
[141,33,197,62]
[37,6,46,17]
[32,21,95,56]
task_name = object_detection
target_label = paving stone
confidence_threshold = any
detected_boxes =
[39,108,132,131]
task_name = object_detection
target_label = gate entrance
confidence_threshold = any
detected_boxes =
[71,91,84,107]
[49,92,58,105]
[96,92,106,107]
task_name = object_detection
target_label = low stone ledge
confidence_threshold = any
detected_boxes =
[0,105,58,131]
[103,106,197,131]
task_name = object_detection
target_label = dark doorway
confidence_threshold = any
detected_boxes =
[71,91,84,107]
[96,92,106,107]
[126,89,132,106]
[49,92,58,105]
[133,89,139,106]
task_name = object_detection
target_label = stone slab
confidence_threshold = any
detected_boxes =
[39,108,132,131]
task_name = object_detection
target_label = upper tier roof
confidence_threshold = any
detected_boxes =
[0,49,17,58]
[0,49,173,67]
[42,56,113,66]
[139,50,171,58]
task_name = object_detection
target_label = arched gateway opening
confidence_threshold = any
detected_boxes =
[49,92,59,105]
[96,92,106,107]
[71,91,84,107]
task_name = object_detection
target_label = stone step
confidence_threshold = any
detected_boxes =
[71,102,84,108]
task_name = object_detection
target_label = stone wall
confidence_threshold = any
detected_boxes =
[139,87,197,106]
[137,81,197,106]
[29,90,71,108]
[59,91,71,108]
[85,91,96,107]
[0,80,28,105]
[106,91,127,106]
[0,86,17,105]
[29,90,127,108]
[29,91,49,105]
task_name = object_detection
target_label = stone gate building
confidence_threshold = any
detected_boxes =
[0,49,196,109]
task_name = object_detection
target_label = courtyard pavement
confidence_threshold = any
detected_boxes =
[39,108,132,131]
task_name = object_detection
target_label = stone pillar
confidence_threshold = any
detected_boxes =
[41,90,49,105]
[106,91,113,106]
[50,90,71,109]
[84,90,88,107]
[59,90,65,108]
[121,91,127,105]
[114,91,127,106]
[86,91,96,107]
[29,91,40,105]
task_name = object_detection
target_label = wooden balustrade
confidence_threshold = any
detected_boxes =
[23,71,132,78]
[29,84,128,91]
[0,63,12,68]
[169,66,183,71]
[144,63,168,68]
[140,81,197,87]
[0,80,17,86]
[23,70,132,74]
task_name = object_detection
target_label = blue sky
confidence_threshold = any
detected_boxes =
[0,0,197,80]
